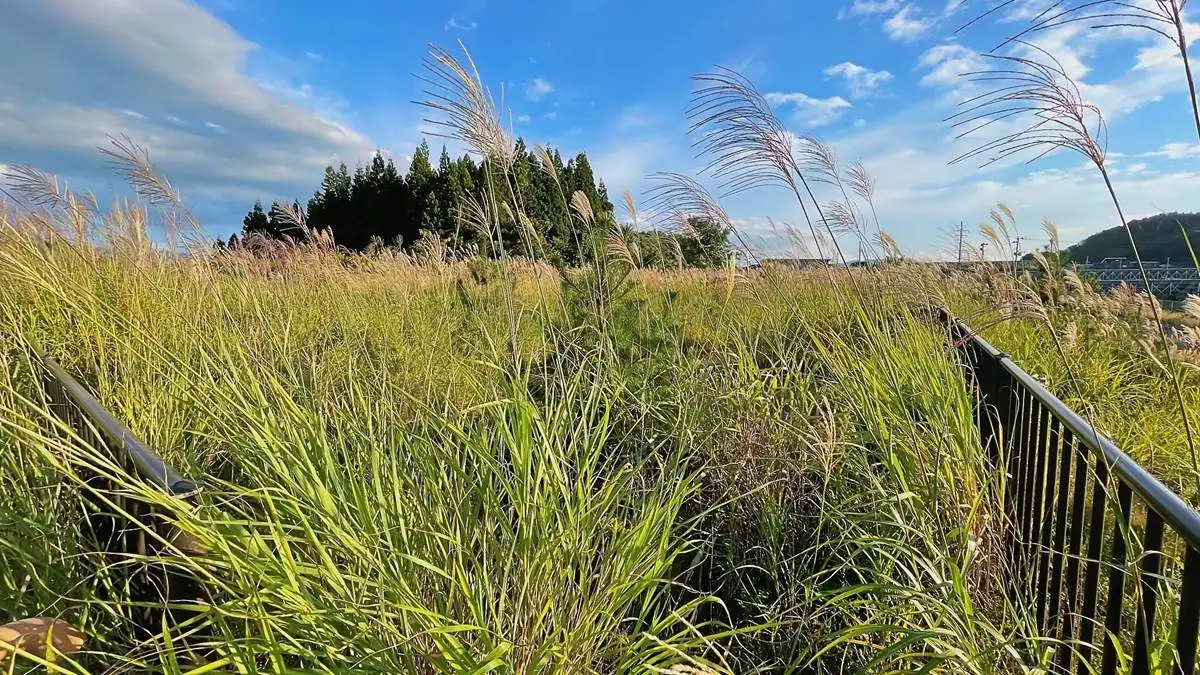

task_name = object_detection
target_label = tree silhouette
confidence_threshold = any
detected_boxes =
[240,138,730,266]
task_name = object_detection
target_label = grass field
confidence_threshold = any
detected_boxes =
[1,197,1198,672]
[2,38,1200,673]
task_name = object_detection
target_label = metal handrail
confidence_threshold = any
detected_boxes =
[940,310,1200,547]
[40,353,204,642]
[938,307,1200,673]
[42,355,199,498]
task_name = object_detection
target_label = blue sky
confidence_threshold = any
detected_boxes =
[1,0,1199,257]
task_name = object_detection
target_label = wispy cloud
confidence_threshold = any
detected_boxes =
[884,5,932,41]
[839,1,935,44]
[1144,142,1200,160]
[837,0,901,19]
[824,62,893,98]
[765,91,853,127]
[916,44,986,101]
[515,113,532,123]
[526,77,555,100]
[444,17,477,31]
[305,51,323,61]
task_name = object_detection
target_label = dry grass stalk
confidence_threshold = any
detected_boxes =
[1184,294,1200,320]
[570,190,595,226]
[950,46,1196,480]
[962,0,1199,141]
[686,68,856,269]
[418,42,514,169]
[947,42,1106,168]
[846,159,884,236]
[3,166,70,209]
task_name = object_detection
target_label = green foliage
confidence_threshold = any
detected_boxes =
[242,200,269,236]
[1059,212,1200,265]
[240,141,732,269]
[679,217,732,268]
[242,140,634,263]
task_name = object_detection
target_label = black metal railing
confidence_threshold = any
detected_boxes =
[41,355,202,636]
[940,309,1200,674]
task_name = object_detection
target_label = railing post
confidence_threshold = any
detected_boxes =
[38,356,203,643]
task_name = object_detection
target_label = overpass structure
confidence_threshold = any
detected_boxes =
[1087,266,1200,297]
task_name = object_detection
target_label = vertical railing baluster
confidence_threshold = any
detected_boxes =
[1000,370,1021,594]
[1036,416,1063,632]
[1024,402,1050,601]
[1014,387,1036,600]
[1131,509,1163,675]
[1046,428,1074,638]
[1079,459,1110,668]
[1175,546,1200,675]
[973,343,990,460]
[1055,437,1090,673]
[1100,482,1134,675]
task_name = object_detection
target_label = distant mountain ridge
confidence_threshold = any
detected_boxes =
[1049,213,1200,266]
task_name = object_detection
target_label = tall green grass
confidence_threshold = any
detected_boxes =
[2,37,1198,674]
[0,203,1043,672]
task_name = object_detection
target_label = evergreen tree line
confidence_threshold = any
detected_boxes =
[235,139,731,268]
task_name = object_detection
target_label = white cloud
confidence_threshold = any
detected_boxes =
[793,104,1197,257]
[444,17,478,31]
[941,0,967,17]
[839,0,936,42]
[305,51,323,61]
[701,64,1200,257]
[0,0,376,228]
[544,111,558,120]
[1144,142,1200,160]
[729,216,824,260]
[917,16,1190,122]
[824,62,893,98]
[854,118,867,128]
[765,92,853,127]
[838,0,901,19]
[884,5,933,41]
[515,113,532,123]
[915,44,990,104]
[918,44,982,88]
[589,135,675,198]
[526,77,555,100]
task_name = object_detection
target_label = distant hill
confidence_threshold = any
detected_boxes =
[1056,213,1200,266]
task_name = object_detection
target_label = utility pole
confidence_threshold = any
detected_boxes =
[955,221,965,264]
[979,242,987,260]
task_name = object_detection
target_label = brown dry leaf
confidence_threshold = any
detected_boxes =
[0,617,85,663]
